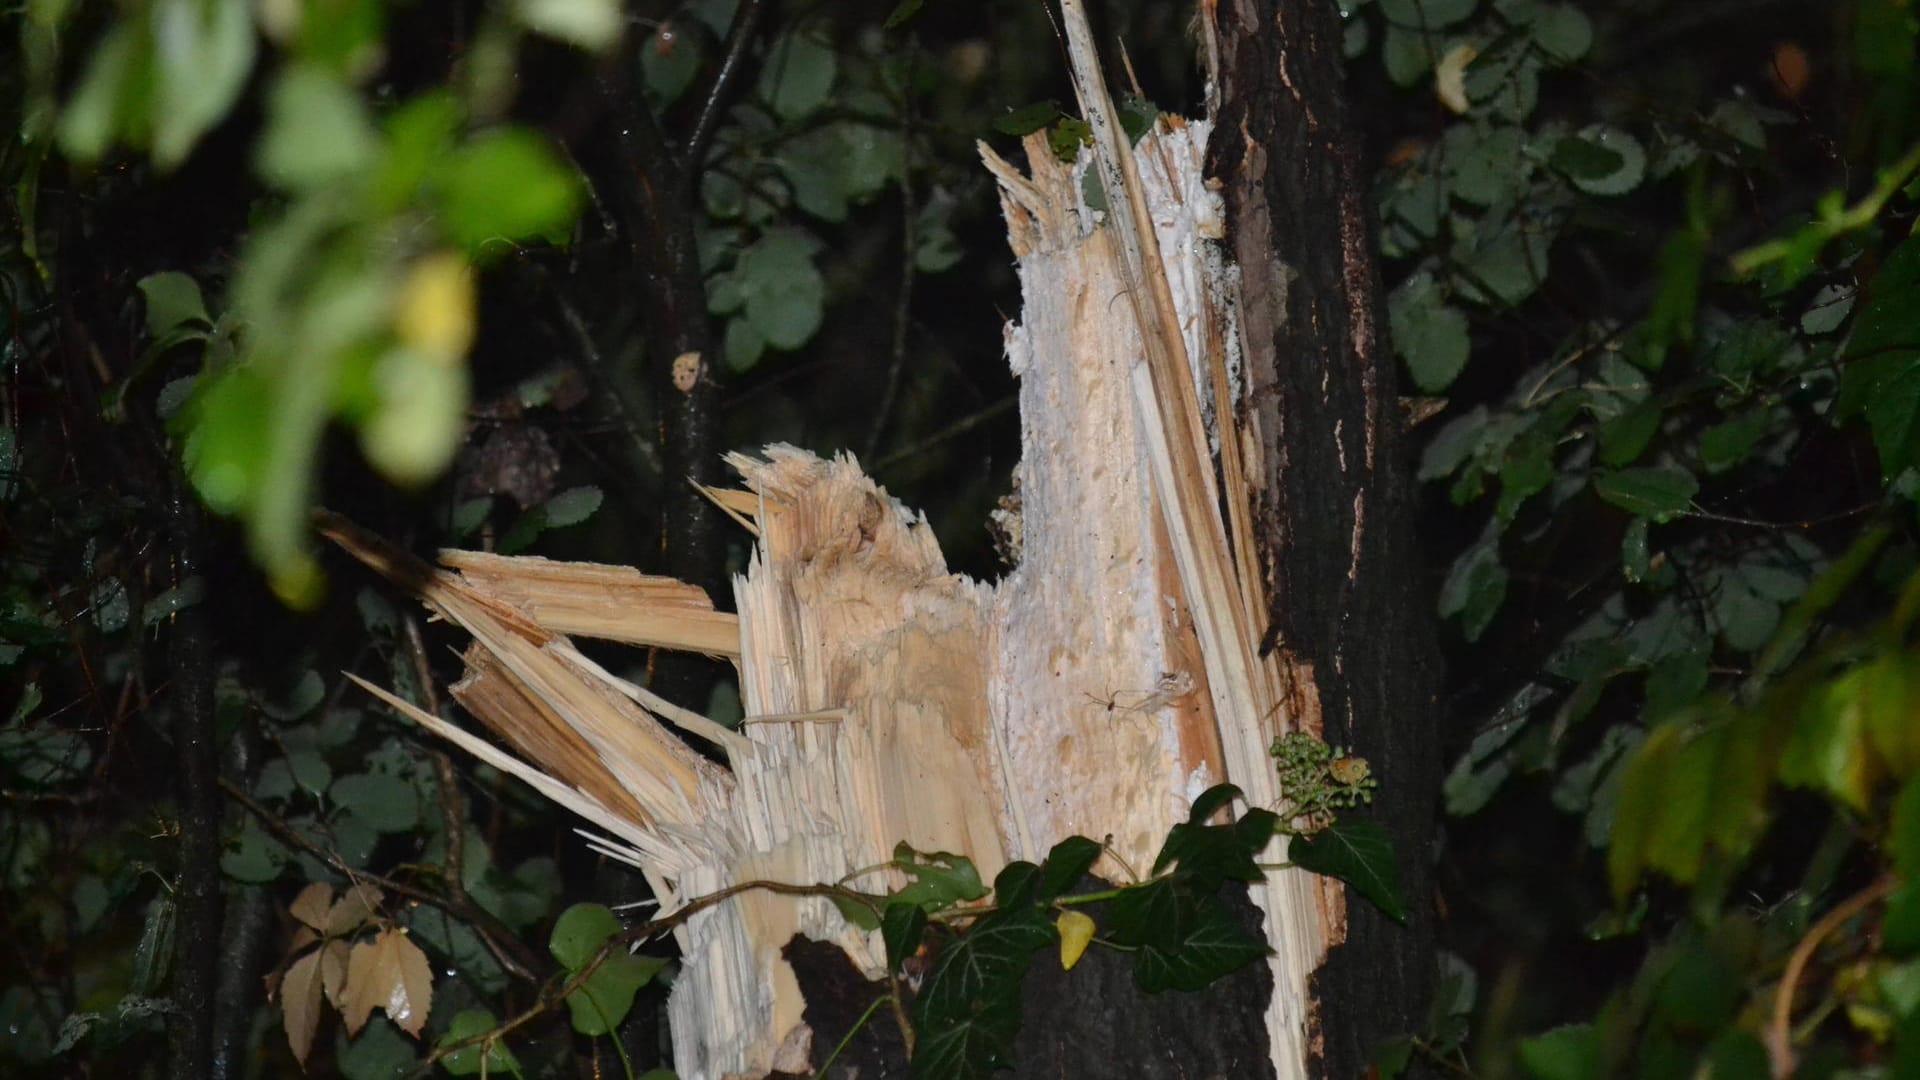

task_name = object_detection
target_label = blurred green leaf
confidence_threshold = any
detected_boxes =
[641,23,704,106]
[435,129,583,255]
[151,0,258,169]
[256,65,381,192]
[1517,1023,1599,1080]
[138,273,210,338]
[1439,531,1507,640]
[515,0,621,51]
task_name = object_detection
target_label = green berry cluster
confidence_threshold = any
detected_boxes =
[1269,731,1376,834]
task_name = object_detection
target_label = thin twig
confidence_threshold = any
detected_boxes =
[1766,875,1894,1078]
[686,0,769,170]
[407,879,863,1076]
[864,45,921,464]
[871,396,1017,472]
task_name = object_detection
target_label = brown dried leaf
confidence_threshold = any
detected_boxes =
[321,939,352,1010]
[281,949,326,1067]
[341,928,435,1039]
[289,882,334,932]
[324,882,384,937]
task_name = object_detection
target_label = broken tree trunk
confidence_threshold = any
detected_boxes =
[331,3,1435,1076]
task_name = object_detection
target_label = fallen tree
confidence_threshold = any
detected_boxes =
[331,2,1436,1076]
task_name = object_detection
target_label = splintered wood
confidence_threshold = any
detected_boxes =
[332,6,1337,1074]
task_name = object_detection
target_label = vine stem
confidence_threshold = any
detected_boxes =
[1765,875,1894,1078]
[812,995,890,1080]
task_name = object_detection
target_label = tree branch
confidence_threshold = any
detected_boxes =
[686,0,769,170]
[164,488,221,1080]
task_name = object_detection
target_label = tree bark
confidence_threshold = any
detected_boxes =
[1207,1,1442,1074]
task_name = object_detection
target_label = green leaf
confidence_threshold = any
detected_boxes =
[915,907,1052,1023]
[1380,25,1430,88]
[1517,1023,1600,1080]
[435,128,583,255]
[1529,4,1593,62]
[1379,0,1478,30]
[515,0,621,51]
[1551,127,1646,196]
[641,23,704,106]
[0,723,91,786]
[336,1016,417,1079]
[1608,707,1774,900]
[1037,835,1103,899]
[724,316,767,372]
[565,953,668,1035]
[1444,125,1531,208]
[1108,877,1187,949]
[1594,466,1697,522]
[437,1009,522,1077]
[542,486,603,528]
[1698,409,1770,474]
[884,0,925,30]
[993,101,1062,137]
[1840,237,1920,477]
[1598,400,1660,468]
[1133,900,1270,992]
[911,997,1021,1080]
[549,902,620,971]
[1780,668,1880,812]
[257,66,381,192]
[329,772,417,832]
[991,861,1040,910]
[892,843,990,911]
[1893,777,1920,879]
[58,23,146,162]
[138,272,211,338]
[1439,533,1508,641]
[222,819,289,882]
[736,228,826,351]
[150,0,258,169]
[758,31,837,120]
[831,892,883,931]
[130,894,177,995]
[1288,819,1408,923]
[1390,271,1471,392]
[882,902,928,974]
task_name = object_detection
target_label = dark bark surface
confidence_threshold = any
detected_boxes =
[165,489,224,1080]
[1208,1,1443,1076]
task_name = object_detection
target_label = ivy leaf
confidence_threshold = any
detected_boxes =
[1037,835,1103,899]
[992,861,1040,910]
[911,997,1021,1080]
[549,902,620,971]
[1288,819,1408,923]
[882,902,928,974]
[565,953,667,1035]
[891,843,990,911]
[1133,900,1270,992]
[1594,466,1697,522]
[914,907,1053,1023]
[1055,911,1096,970]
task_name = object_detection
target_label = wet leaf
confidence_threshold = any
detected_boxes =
[282,949,326,1066]
[341,928,434,1038]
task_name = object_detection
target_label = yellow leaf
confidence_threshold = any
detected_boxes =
[1056,910,1095,971]
[289,882,334,932]
[321,939,352,1010]
[281,949,325,1066]
[1435,43,1477,115]
[394,252,475,361]
[343,927,437,1039]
